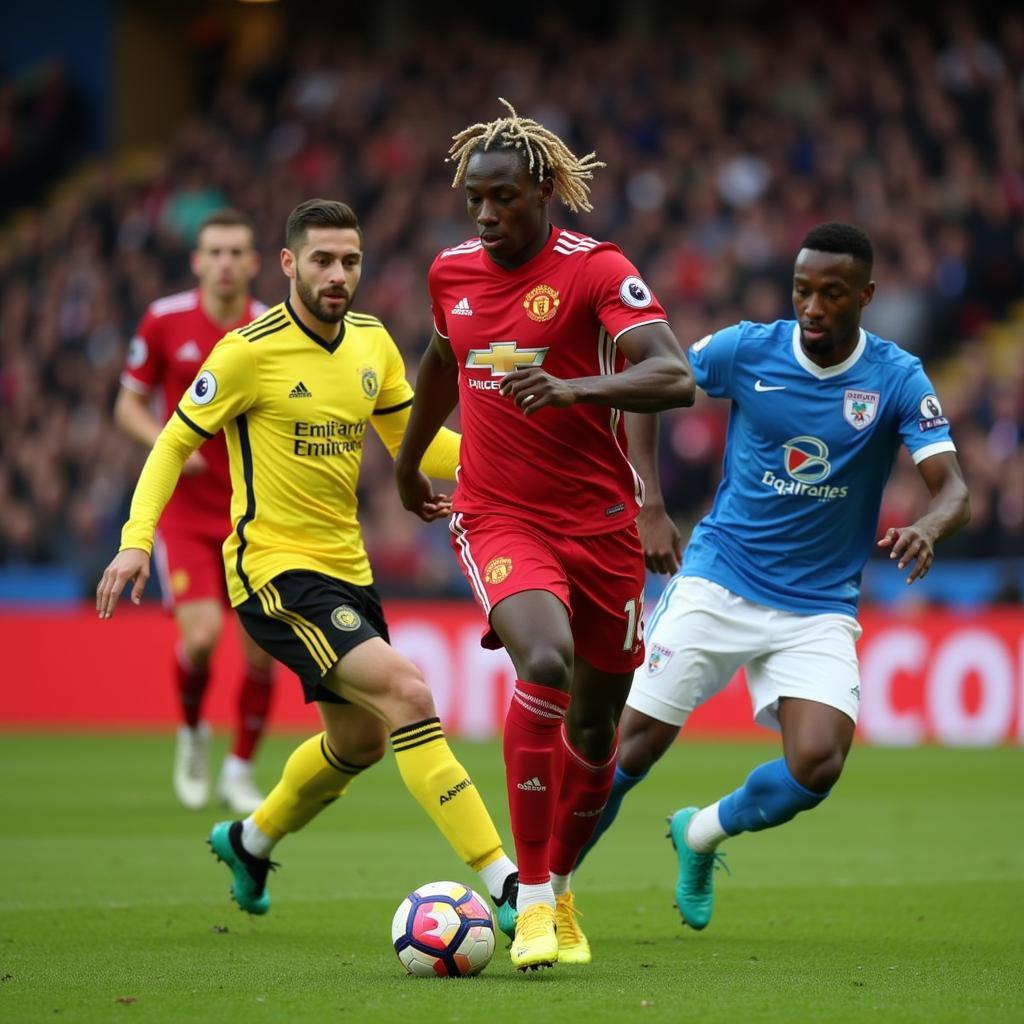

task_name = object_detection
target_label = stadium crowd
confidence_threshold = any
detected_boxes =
[1,8,1022,597]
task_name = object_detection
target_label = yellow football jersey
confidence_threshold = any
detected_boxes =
[121,300,459,605]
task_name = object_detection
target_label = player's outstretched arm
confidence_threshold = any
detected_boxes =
[116,388,208,476]
[96,548,151,618]
[499,322,694,416]
[395,333,460,521]
[626,411,682,574]
[877,451,970,583]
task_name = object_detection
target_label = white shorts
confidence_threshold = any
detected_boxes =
[628,576,863,731]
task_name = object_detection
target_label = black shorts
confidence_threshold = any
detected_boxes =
[236,570,390,704]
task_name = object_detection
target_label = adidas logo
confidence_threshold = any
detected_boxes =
[176,340,202,361]
[289,381,313,398]
[516,776,546,792]
[450,297,473,317]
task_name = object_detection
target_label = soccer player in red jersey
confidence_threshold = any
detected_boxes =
[115,209,275,814]
[396,101,695,970]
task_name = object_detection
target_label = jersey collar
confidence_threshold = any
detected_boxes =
[791,323,866,379]
[285,297,345,354]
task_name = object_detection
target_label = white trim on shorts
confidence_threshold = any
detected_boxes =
[627,576,863,731]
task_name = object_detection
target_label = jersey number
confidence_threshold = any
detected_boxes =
[623,594,645,652]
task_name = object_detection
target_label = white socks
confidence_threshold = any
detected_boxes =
[477,854,517,902]
[240,816,276,858]
[517,880,555,911]
[549,871,571,897]
[686,801,728,853]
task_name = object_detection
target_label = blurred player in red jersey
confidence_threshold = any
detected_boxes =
[115,209,274,814]
[396,100,695,970]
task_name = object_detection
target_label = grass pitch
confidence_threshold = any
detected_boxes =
[1,734,1021,1023]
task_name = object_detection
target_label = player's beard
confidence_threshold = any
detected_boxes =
[295,269,350,324]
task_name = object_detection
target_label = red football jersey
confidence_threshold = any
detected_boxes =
[429,227,669,536]
[120,289,266,539]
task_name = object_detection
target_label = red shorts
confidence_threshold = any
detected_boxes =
[449,511,646,675]
[153,529,229,610]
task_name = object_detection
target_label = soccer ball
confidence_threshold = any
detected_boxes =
[391,881,496,977]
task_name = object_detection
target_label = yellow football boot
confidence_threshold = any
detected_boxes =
[510,903,558,972]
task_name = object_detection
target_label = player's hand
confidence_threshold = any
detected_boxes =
[637,501,682,574]
[499,367,578,417]
[395,465,452,523]
[96,548,151,618]
[182,451,208,476]
[877,525,936,584]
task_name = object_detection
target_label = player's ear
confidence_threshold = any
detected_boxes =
[280,247,295,280]
[539,177,554,206]
[860,281,875,309]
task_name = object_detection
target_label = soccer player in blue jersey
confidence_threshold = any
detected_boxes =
[575,222,969,930]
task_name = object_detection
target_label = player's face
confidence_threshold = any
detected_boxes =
[284,227,363,324]
[192,225,259,300]
[464,149,553,269]
[792,249,874,359]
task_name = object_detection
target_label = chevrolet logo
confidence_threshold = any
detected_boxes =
[465,341,549,376]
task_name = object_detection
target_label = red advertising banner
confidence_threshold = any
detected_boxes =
[1,604,1022,745]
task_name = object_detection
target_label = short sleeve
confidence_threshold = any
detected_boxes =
[373,329,415,415]
[688,324,743,399]
[121,307,162,394]
[895,362,956,464]
[428,256,449,339]
[583,247,668,342]
[174,332,258,439]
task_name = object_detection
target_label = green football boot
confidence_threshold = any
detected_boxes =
[492,870,519,940]
[208,820,276,915]
[666,807,727,930]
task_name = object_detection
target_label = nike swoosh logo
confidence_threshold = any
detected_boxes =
[754,380,786,392]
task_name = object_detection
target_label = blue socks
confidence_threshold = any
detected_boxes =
[718,758,828,836]
[574,764,647,868]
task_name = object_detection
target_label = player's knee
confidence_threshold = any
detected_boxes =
[326,729,386,770]
[182,631,218,666]
[518,645,573,690]
[390,669,437,722]
[615,709,678,776]
[787,744,846,794]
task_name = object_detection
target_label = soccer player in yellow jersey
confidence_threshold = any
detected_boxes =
[96,199,519,934]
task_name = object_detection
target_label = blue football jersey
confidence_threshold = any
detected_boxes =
[680,320,956,616]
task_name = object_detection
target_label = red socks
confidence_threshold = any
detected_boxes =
[503,680,571,885]
[549,725,617,876]
[175,647,209,729]
[232,663,274,760]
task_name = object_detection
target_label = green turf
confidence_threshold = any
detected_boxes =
[1,734,1021,1023]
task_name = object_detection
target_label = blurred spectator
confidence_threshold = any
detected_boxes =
[0,6,1022,599]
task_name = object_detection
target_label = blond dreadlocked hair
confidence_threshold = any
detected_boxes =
[447,98,606,214]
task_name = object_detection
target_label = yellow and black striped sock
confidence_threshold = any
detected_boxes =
[391,717,504,868]
[253,732,369,839]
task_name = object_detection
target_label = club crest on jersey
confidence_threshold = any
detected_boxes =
[466,341,548,376]
[647,643,674,676]
[331,606,361,631]
[483,557,513,585]
[523,284,560,322]
[189,370,217,406]
[843,389,879,430]
[361,367,379,399]
[783,436,831,483]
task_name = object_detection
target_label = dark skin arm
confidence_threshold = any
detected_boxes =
[498,321,695,415]
[395,332,461,520]
[626,411,682,574]
[876,451,969,583]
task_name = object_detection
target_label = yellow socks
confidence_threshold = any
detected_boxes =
[253,732,367,839]
[391,717,504,867]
